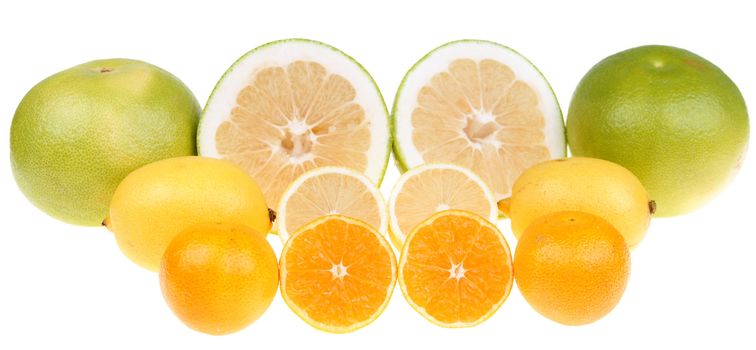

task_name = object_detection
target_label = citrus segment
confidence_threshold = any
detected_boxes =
[388,163,497,248]
[392,40,565,202]
[277,166,387,244]
[199,39,390,210]
[215,62,369,204]
[399,210,513,327]
[280,215,396,333]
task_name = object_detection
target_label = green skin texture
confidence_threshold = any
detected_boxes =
[567,45,749,217]
[11,59,200,226]
[198,38,391,186]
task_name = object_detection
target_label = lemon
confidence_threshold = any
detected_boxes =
[107,156,271,271]
[276,166,387,244]
[499,157,653,248]
[567,45,749,216]
[388,163,497,249]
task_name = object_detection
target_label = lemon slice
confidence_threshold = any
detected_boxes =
[277,166,387,244]
[391,40,565,203]
[198,39,390,211]
[388,163,497,249]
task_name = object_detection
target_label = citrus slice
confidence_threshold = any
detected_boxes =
[277,166,387,244]
[198,39,390,211]
[280,215,397,333]
[399,210,513,327]
[391,40,565,203]
[388,163,497,249]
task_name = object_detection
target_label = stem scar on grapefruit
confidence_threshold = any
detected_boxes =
[198,39,390,217]
[391,40,565,206]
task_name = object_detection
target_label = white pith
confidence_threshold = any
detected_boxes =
[393,41,566,200]
[277,166,388,244]
[199,40,390,185]
[448,262,467,280]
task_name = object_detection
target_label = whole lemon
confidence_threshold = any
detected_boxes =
[567,45,749,216]
[160,222,278,335]
[514,211,630,326]
[10,59,199,226]
[107,156,271,271]
[500,157,653,248]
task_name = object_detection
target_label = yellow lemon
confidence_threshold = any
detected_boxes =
[499,157,653,248]
[107,156,271,271]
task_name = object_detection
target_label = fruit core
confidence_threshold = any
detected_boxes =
[215,60,371,207]
[329,262,349,279]
[448,262,467,280]
[463,110,500,147]
[281,120,315,163]
[411,58,551,200]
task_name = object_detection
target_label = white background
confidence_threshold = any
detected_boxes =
[1,0,754,348]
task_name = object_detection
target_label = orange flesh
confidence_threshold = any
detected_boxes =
[411,58,550,199]
[281,216,395,330]
[401,212,512,325]
[216,61,371,207]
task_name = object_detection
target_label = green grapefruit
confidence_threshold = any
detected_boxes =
[10,59,200,226]
[567,45,749,216]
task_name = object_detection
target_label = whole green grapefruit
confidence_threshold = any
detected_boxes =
[567,45,749,216]
[10,59,200,226]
